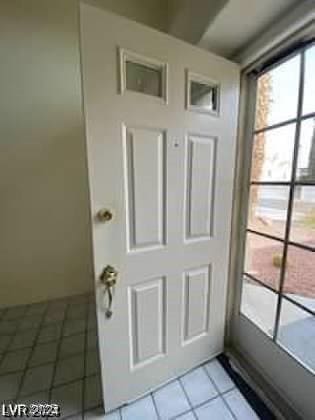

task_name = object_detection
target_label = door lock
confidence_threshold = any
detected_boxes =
[100,265,118,318]
[97,208,113,222]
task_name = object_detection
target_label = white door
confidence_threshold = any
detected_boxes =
[80,3,239,412]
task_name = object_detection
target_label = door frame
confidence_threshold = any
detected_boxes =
[226,24,315,420]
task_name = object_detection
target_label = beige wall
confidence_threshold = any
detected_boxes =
[0,0,167,307]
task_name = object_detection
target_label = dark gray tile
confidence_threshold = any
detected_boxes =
[54,354,84,386]
[67,304,87,321]
[59,334,85,358]
[37,323,62,344]
[25,302,48,317]
[63,319,86,337]
[16,390,49,404]
[2,306,27,321]
[87,294,95,304]
[68,294,89,305]
[87,330,98,351]
[86,350,100,376]
[43,310,66,325]
[0,348,32,374]
[18,315,42,332]
[0,320,19,335]
[48,303,68,315]
[88,310,97,330]
[0,335,11,353]
[9,329,37,350]
[84,375,102,410]
[0,372,22,400]
[51,380,83,418]
[29,342,58,367]
[20,364,54,396]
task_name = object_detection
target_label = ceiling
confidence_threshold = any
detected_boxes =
[198,0,302,58]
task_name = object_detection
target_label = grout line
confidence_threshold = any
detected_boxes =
[0,319,95,343]
[18,373,99,401]
[0,321,96,377]
[81,294,89,419]
[1,294,95,410]
[0,309,29,361]
[178,377,198,420]
[202,365,238,420]
[14,301,51,401]
[0,355,99,382]
[0,308,11,366]
[47,300,71,403]
[150,392,162,420]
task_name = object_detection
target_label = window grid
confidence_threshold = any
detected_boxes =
[242,44,315,345]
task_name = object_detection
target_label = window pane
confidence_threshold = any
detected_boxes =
[296,118,315,182]
[244,232,284,290]
[248,185,289,239]
[255,55,300,130]
[277,298,315,372]
[290,186,315,248]
[126,61,162,97]
[189,80,219,112]
[241,275,277,336]
[250,124,296,182]
[283,246,315,313]
[303,45,315,116]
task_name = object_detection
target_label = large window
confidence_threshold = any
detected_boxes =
[240,44,315,373]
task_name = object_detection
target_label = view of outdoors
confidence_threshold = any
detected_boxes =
[241,44,315,372]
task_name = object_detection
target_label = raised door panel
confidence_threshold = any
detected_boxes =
[129,277,166,369]
[124,126,166,251]
[182,265,211,343]
[185,135,216,241]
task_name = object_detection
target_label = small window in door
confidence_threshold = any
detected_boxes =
[119,48,168,102]
[186,71,220,115]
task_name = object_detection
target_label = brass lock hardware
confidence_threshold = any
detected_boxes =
[97,208,113,222]
[100,265,118,318]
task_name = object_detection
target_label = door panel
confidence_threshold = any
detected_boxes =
[130,277,166,367]
[123,126,166,251]
[185,135,216,240]
[183,265,211,342]
[80,3,239,411]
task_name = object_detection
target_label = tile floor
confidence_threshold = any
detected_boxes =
[0,293,261,419]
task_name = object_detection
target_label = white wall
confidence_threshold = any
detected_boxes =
[0,0,167,307]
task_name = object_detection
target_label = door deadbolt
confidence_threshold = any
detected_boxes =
[97,208,113,222]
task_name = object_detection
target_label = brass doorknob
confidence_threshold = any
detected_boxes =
[97,208,113,222]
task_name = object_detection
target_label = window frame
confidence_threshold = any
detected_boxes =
[118,47,168,103]
[233,41,315,374]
